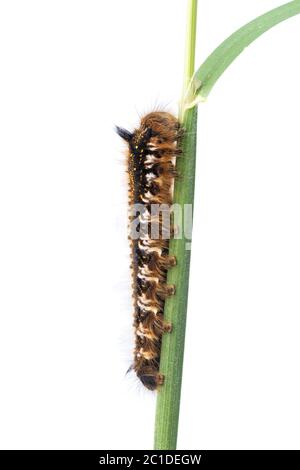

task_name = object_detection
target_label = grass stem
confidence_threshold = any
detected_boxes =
[154,0,198,450]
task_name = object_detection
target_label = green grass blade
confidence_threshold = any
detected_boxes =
[154,106,198,450]
[154,0,300,451]
[189,0,300,104]
[154,0,198,450]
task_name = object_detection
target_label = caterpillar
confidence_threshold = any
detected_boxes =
[116,112,181,391]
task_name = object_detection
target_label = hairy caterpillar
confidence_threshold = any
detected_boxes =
[116,112,181,390]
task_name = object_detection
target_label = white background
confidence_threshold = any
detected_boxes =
[0,0,300,450]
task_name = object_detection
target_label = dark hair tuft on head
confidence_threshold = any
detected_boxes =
[115,126,133,142]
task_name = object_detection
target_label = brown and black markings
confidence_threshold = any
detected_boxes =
[116,112,182,390]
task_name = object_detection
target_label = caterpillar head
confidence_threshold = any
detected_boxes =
[139,373,158,391]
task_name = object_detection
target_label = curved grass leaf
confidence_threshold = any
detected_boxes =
[189,0,300,105]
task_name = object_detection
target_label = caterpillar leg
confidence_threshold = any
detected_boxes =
[163,321,173,333]
[166,284,176,296]
[156,373,165,386]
